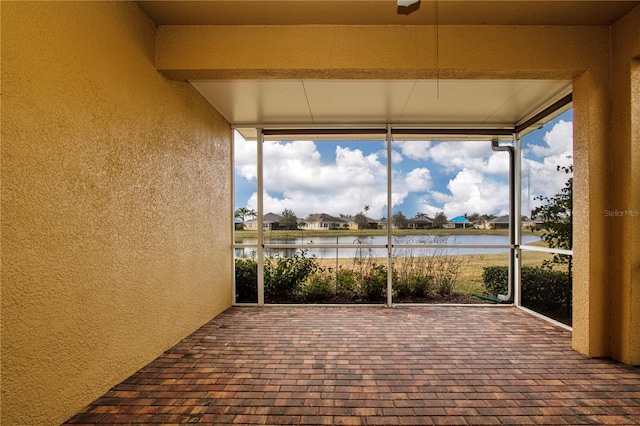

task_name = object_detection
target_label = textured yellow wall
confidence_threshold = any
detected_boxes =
[571,71,611,358]
[610,5,640,364]
[1,2,232,425]
[632,60,640,365]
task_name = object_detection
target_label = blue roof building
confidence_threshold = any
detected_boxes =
[445,216,471,229]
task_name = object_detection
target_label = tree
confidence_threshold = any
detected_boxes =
[392,211,409,229]
[355,213,368,230]
[234,207,257,223]
[433,212,447,228]
[465,212,481,222]
[531,162,572,266]
[414,212,429,219]
[279,208,299,230]
[355,205,370,230]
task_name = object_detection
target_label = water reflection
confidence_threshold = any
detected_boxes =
[235,234,541,258]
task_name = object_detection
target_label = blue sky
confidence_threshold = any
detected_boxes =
[235,109,573,220]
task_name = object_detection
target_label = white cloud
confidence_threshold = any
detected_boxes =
[427,141,509,176]
[236,118,573,220]
[522,120,573,214]
[244,141,399,218]
[529,120,572,157]
[405,167,432,192]
[234,132,257,181]
[416,120,573,218]
[395,140,432,160]
[390,149,403,164]
[423,168,510,218]
[484,151,511,175]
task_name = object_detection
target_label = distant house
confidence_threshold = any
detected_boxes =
[342,215,383,230]
[523,218,542,229]
[244,212,283,231]
[473,220,489,229]
[489,215,510,229]
[444,216,471,229]
[302,213,346,230]
[408,216,433,229]
[488,215,541,230]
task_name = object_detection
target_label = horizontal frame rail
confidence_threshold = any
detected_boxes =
[520,244,573,256]
[236,244,515,250]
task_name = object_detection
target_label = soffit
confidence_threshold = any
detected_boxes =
[191,79,572,139]
[138,1,626,138]
[136,1,639,26]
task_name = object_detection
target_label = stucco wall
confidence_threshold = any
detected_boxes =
[1,2,233,425]
[610,4,640,364]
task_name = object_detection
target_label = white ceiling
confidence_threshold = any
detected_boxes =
[190,79,572,139]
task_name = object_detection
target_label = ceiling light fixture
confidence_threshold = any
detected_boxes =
[397,0,420,7]
[397,0,420,15]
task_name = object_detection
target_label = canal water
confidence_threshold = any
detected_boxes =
[235,234,541,258]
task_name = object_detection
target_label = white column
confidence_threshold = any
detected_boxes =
[513,132,522,307]
[386,125,394,307]
[257,129,265,306]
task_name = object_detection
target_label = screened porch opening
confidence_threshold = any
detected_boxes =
[232,97,573,327]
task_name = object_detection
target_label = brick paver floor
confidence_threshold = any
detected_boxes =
[65,306,640,425]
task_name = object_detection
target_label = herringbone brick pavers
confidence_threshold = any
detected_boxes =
[64,306,640,425]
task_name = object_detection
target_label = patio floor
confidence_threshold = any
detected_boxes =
[65,306,640,425]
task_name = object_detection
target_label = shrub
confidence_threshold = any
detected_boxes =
[335,268,359,300]
[264,250,323,302]
[301,274,332,302]
[482,265,570,311]
[521,266,570,310]
[361,263,387,302]
[392,236,466,299]
[393,255,434,298]
[235,258,258,303]
[433,255,464,297]
[394,274,432,299]
[482,266,509,296]
[435,274,456,297]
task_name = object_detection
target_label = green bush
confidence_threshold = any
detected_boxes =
[435,274,456,297]
[482,266,509,296]
[482,265,570,310]
[237,249,475,304]
[361,263,387,302]
[393,256,433,298]
[235,258,258,303]
[301,274,332,302]
[264,250,323,302]
[394,274,433,298]
[335,268,359,300]
[521,267,570,310]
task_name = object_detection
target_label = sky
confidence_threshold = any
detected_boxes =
[234,109,573,220]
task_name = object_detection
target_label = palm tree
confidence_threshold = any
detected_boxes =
[234,207,257,223]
